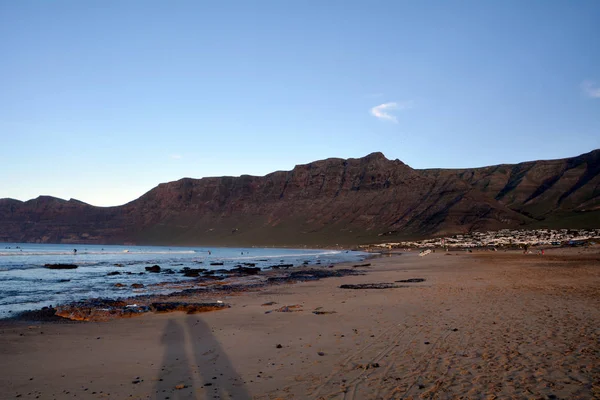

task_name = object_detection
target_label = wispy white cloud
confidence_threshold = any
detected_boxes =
[169,154,183,160]
[581,80,600,98]
[370,101,413,123]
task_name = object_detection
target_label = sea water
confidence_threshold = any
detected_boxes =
[0,243,368,318]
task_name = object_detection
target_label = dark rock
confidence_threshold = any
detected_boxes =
[340,283,404,289]
[213,269,229,274]
[276,344,282,349]
[10,307,70,323]
[395,278,425,283]
[317,352,325,356]
[114,283,126,287]
[268,264,294,269]
[353,263,371,268]
[145,265,161,273]
[182,268,207,277]
[210,262,224,266]
[268,268,364,284]
[274,305,302,312]
[131,283,144,288]
[230,266,261,275]
[150,302,230,314]
[44,264,78,270]
[106,271,121,276]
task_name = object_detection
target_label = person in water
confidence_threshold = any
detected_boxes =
[73,249,77,254]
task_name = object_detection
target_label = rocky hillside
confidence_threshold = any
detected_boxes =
[1,150,598,246]
[421,149,600,228]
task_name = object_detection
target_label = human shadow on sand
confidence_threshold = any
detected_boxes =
[155,316,250,400]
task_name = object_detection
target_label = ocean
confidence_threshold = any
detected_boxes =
[0,243,369,318]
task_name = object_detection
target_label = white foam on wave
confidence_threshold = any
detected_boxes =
[224,251,342,261]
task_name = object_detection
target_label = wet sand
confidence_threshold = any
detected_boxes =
[1,247,599,399]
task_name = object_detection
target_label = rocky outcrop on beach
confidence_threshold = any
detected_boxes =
[53,300,231,321]
[0,150,598,245]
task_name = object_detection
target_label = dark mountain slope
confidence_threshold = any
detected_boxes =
[421,149,600,226]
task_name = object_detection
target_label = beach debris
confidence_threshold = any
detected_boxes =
[313,311,337,315]
[210,262,224,266]
[261,301,277,306]
[419,249,432,257]
[174,384,187,390]
[150,302,230,314]
[276,344,283,348]
[355,362,380,369]
[395,278,426,283]
[317,352,325,356]
[353,263,371,268]
[340,283,404,289]
[145,265,161,273]
[131,283,144,288]
[114,283,126,288]
[44,264,78,270]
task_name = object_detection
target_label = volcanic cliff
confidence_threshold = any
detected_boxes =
[1,150,598,246]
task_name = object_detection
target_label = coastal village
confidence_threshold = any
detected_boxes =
[366,228,600,250]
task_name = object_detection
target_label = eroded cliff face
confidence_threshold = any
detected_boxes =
[421,149,600,224]
[1,150,598,246]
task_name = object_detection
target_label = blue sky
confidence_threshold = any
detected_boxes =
[1,1,599,206]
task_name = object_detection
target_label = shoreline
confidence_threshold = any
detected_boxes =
[3,252,383,324]
[1,246,598,399]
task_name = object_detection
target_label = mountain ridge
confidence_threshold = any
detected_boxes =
[1,150,598,246]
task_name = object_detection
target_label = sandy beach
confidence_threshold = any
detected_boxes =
[1,247,599,400]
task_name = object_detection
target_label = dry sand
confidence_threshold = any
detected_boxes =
[1,247,599,400]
